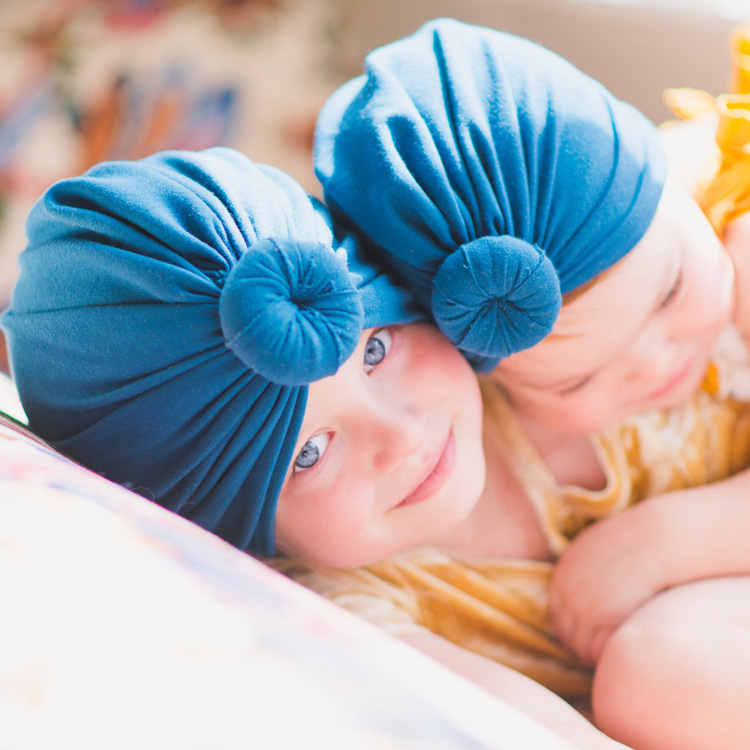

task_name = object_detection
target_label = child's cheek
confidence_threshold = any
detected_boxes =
[724,212,750,262]
[724,214,750,336]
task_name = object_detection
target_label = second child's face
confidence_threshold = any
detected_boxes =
[493,178,736,434]
[274,323,486,568]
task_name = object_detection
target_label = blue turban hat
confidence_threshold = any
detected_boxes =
[315,18,667,370]
[2,148,421,555]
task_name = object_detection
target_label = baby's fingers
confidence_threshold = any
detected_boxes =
[549,591,592,665]
[551,609,597,666]
[555,611,615,666]
[583,623,617,665]
[550,585,618,665]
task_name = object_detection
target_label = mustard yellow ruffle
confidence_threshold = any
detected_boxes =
[731,22,750,95]
[275,26,750,707]
[663,23,750,234]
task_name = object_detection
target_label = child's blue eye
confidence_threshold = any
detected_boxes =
[364,328,392,374]
[294,433,330,473]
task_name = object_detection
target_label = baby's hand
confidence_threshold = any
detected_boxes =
[549,502,668,666]
[725,212,750,342]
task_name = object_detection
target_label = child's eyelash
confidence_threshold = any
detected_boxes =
[660,269,683,310]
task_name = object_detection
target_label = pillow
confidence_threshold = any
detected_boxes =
[0,372,572,748]
[0,370,26,424]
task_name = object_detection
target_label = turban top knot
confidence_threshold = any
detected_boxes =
[2,148,421,555]
[315,18,667,370]
[219,237,362,385]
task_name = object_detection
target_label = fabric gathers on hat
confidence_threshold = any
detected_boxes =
[2,147,421,555]
[315,18,667,371]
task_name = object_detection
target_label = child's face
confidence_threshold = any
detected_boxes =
[493,177,736,434]
[274,322,486,568]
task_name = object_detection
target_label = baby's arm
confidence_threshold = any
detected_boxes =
[549,467,750,664]
[399,630,631,750]
[593,575,750,749]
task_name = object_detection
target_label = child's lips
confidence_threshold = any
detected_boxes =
[647,358,696,402]
[395,430,455,509]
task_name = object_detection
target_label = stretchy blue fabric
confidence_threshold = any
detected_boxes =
[315,19,667,370]
[2,148,421,555]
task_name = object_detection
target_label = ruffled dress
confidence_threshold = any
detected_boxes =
[272,25,750,700]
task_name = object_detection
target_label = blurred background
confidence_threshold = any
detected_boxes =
[0,0,746,373]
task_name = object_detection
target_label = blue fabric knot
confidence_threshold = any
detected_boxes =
[432,236,561,363]
[1,147,421,557]
[220,238,363,385]
[314,19,667,369]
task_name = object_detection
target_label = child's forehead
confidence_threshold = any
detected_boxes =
[295,328,371,426]
[559,177,693,312]
[567,239,673,319]
[502,250,674,387]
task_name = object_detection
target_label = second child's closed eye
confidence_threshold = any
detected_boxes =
[660,269,683,310]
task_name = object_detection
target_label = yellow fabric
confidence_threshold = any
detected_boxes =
[664,23,750,234]
[274,29,750,701]
[275,333,750,699]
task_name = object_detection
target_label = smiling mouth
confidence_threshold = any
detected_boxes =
[647,359,696,402]
[395,430,455,509]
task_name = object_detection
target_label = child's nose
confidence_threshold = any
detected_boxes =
[371,405,422,473]
[626,326,676,382]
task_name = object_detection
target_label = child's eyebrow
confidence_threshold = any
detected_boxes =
[296,406,320,447]
[289,400,325,467]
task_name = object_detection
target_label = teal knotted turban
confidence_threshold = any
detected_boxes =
[315,18,667,370]
[2,148,421,555]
